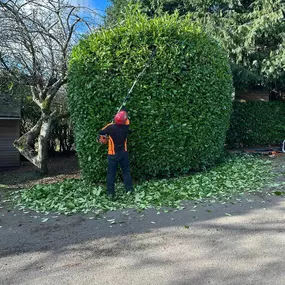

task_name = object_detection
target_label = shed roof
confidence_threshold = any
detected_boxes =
[0,93,21,118]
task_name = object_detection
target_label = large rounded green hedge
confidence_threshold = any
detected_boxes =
[68,11,233,182]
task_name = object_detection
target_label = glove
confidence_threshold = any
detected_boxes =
[97,135,108,145]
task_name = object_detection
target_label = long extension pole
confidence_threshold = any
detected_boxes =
[116,47,157,113]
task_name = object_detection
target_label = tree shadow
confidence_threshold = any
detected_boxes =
[1,155,284,284]
[1,190,285,284]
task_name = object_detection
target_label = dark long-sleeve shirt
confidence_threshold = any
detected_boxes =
[99,107,130,155]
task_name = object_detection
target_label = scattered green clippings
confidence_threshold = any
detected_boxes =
[11,155,276,215]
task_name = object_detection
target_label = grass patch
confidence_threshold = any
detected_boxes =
[11,155,275,215]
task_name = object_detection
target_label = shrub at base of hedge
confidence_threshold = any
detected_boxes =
[226,101,285,147]
[68,9,233,182]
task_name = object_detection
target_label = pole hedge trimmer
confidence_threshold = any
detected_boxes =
[98,46,157,145]
[116,46,157,113]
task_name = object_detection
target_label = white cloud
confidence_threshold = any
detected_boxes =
[68,0,94,8]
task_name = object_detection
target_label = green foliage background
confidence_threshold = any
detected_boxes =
[68,10,233,182]
[106,0,285,93]
[227,102,285,147]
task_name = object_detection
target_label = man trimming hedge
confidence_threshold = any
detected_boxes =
[97,105,133,199]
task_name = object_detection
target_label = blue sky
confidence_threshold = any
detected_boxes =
[70,0,110,13]
[92,0,109,13]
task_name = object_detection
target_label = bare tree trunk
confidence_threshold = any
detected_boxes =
[14,113,53,174]
[37,114,53,173]
[14,118,42,167]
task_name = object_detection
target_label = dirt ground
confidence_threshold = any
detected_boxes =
[0,154,285,285]
[0,155,80,189]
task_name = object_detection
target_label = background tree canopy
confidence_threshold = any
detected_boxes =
[106,0,285,95]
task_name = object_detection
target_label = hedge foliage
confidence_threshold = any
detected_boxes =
[226,102,285,147]
[68,9,233,182]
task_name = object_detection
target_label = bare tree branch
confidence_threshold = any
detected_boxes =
[0,0,101,173]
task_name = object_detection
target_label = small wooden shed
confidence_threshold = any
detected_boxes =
[0,93,21,168]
